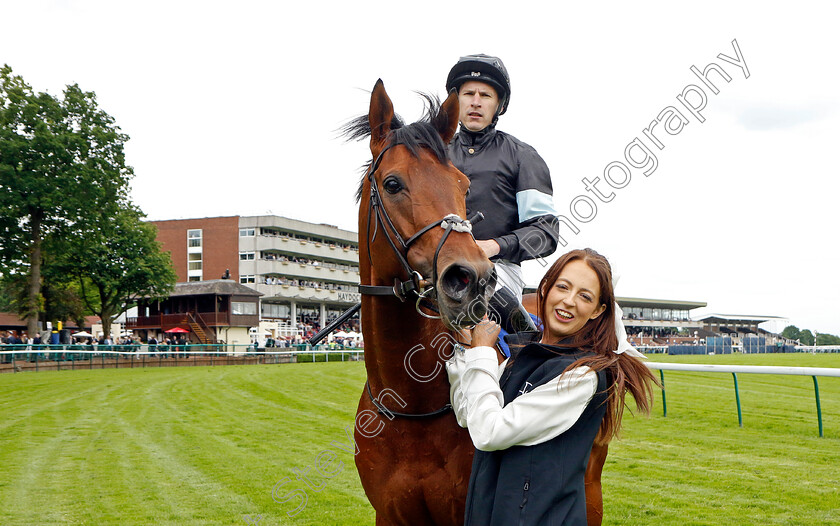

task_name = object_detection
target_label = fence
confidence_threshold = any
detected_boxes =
[638,344,835,355]
[0,344,363,374]
[647,362,840,437]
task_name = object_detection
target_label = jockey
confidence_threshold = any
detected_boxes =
[446,54,560,351]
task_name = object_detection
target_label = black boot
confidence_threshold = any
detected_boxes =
[489,286,537,334]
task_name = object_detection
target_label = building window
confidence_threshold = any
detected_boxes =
[240,275,256,284]
[187,230,203,280]
[239,251,255,261]
[239,228,255,237]
[188,252,202,271]
[232,301,257,315]
[188,229,202,248]
[261,303,291,318]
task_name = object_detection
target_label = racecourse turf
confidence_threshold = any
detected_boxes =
[1,354,838,525]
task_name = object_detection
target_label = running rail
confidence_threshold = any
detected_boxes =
[646,362,840,437]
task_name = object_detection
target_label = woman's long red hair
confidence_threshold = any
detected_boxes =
[537,248,659,444]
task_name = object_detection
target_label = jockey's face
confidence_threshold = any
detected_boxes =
[458,80,499,132]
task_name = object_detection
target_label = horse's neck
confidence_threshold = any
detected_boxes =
[362,298,453,411]
[358,212,454,410]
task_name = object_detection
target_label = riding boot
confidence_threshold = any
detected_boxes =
[489,285,537,334]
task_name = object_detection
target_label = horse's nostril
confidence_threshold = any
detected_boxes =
[440,265,476,302]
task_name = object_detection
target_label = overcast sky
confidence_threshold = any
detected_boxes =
[3,1,839,335]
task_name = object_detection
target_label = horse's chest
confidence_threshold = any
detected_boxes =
[355,418,473,524]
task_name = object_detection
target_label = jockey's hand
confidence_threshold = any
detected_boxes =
[476,239,500,258]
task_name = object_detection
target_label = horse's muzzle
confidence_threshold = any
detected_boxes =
[437,263,496,328]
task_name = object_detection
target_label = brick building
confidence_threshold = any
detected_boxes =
[149,215,360,338]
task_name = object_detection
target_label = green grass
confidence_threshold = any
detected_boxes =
[607,353,840,525]
[1,354,838,525]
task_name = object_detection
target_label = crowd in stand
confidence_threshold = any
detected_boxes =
[262,253,356,272]
[258,230,359,252]
[623,310,692,322]
[261,275,356,292]
[247,318,322,348]
[253,318,363,349]
[628,334,700,346]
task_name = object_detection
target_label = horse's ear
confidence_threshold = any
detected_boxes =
[369,79,394,156]
[435,88,460,144]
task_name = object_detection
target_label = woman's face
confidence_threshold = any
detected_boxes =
[542,259,607,343]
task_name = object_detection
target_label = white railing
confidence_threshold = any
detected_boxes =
[796,345,840,353]
[646,362,840,437]
[647,362,840,377]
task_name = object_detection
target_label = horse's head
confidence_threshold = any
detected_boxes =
[353,80,495,329]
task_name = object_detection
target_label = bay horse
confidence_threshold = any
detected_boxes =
[347,80,608,526]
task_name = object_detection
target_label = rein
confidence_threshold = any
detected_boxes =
[366,381,453,419]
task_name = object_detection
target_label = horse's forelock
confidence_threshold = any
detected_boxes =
[343,92,452,203]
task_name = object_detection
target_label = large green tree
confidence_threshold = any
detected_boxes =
[780,325,801,341]
[54,206,175,339]
[0,65,133,335]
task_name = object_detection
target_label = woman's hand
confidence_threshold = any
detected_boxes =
[458,317,501,349]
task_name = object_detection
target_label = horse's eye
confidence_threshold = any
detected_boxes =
[465,188,470,198]
[383,177,403,195]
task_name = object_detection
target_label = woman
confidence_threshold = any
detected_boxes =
[447,248,658,525]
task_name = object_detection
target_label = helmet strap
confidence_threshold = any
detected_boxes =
[491,97,506,125]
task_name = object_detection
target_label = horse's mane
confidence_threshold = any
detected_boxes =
[340,93,452,203]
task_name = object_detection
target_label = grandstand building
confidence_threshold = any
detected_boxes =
[617,296,707,347]
[615,299,789,349]
[152,215,360,339]
[696,314,791,346]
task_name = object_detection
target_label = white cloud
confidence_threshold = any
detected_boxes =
[735,103,831,130]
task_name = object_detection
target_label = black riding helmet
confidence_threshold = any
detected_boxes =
[446,54,511,116]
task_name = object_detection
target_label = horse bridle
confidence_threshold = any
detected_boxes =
[360,141,482,419]
[359,142,482,315]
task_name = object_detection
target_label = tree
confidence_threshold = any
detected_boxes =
[0,249,97,331]
[0,67,65,333]
[40,257,99,330]
[799,329,814,346]
[54,206,175,339]
[816,333,840,346]
[0,65,133,335]
[780,325,801,341]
